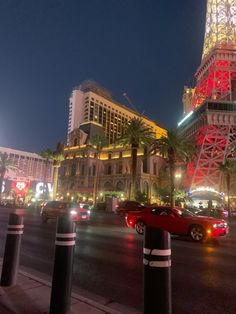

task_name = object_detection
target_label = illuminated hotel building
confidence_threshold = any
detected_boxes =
[67,80,166,145]
[0,146,53,200]
[61,81,166,202]
[178,0,236,195]
[60,140,165,203]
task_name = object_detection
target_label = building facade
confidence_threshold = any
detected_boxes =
[60,81,167,204]
[0,146,53,202]
[67,80,166,145]
[60,143,165,204]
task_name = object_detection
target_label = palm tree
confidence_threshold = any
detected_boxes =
[39,149,53,200]
[52,142,65,200]
[218,159,236,214]
[90,134,108,206]
[149,129,196,206]
[0,153,16,201]
[119,117,155,200]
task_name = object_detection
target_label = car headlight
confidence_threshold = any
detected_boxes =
[87,210,91,215]
[213,223,226,228]
[70,210,77,215]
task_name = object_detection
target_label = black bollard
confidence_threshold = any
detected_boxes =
[1,213,24,286]
[143,227,172,314]
[49,213,76,314]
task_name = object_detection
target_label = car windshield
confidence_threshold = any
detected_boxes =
[173,208,196,217]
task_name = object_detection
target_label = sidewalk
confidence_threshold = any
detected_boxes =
[0,263,140,314]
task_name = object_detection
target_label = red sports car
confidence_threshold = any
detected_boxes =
[125,206,229,241]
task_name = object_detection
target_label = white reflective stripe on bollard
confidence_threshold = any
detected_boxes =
[55,240,75,246]
[149,260,171,267]
[7,231,24,235]
[8,225,24,229]
[143,259,171,267]
[143,248,151,254]
[56,233,76,238]
[151,249,171,256]
[144,247,171,256]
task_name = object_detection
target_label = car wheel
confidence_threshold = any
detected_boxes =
[135,221,145,235]
[41,215,48,223]
[189,225,205,242]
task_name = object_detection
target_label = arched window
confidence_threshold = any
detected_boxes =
[81,164,85,176]
[153,163,157,175]
[104,181,112,191]
[74,138,78,146]
[152,183,158,197]
[92,164,96,176]
[71,163,76,176]
[61,167,66,177]
[116,163,122,174]
[116,181,124,191]
[143,181,149,196]
[106,164,112,175]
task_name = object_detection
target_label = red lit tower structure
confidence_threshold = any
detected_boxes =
[179,0,236,193]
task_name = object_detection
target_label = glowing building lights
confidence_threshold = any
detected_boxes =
[191,186,219,194]
[177,111,193,127]
[187,0,236,111]
[179,1,236,193]
[203,0,236,60]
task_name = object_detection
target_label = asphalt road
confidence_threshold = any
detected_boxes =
[0,206,236,314]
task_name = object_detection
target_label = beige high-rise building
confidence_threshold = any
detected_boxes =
[67,80,166,145]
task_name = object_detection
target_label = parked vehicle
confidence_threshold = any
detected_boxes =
[231,209,236,217]
[114,200,144,215]
[40,201,90,223]
[196,208,229,219]
[125,206,229,242]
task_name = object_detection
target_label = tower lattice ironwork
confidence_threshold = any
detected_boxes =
[179,0,236,194]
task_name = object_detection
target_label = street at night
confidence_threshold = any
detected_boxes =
[1,206,236,314]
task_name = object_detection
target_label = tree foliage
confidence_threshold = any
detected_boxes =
[118,117,155,199]
[149,129,196,206]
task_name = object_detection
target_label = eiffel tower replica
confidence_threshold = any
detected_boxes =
[179,0,236,194]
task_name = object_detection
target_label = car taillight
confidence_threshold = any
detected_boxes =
[128,219,134,226]
[115,205,119,208]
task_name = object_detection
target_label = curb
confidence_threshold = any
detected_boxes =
[19,269,123,314]
[0,259,140,314]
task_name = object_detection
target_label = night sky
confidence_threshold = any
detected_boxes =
[0,0,206,153]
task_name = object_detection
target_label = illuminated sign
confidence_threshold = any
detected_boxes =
[191,186,219,194]
[11,181,30,195]
[35,182,53,196]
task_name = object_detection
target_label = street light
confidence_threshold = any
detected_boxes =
[175,173,182,179]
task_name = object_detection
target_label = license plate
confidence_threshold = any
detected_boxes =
[82,215,87,219]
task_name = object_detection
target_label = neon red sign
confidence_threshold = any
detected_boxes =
[11,181,29,196]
